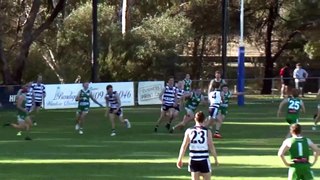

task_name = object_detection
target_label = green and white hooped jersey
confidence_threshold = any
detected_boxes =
[287,97,302,115]
[221,91,232,107]
[185,93,202,111]
[184,79,192,92]
[78,89,91,108]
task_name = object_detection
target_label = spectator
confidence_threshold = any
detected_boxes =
[293,63,308,97]
[279,63,291,98]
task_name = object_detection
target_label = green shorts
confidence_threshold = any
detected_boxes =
[286,114,299,124]
[288,163,314,180]
[219,106,228,116]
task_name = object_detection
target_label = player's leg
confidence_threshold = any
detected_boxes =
[32,102,42,126]
[78,111,88,134]
[191,172,200,180]
[170,109,194,133]
[166,107,179,130]
[109,110,117,136]
[75,110,81,130]
[24,117,32,140]
[116,108,131,129]
[280,83,285,98]
[154,106,169,132]
[312,105,320,130]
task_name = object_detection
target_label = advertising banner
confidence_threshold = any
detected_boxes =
[138,81,164,105]
[44,82,134,109]
[0,85,21,109]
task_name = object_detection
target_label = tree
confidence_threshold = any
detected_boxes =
[0,0,66,84]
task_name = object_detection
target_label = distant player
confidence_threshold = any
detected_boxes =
[75,82,103,135]
[278,123,319,180]
[105,85,131,136]
[208,70,226,93]
[312,88,320,130]
[154,77,177,132]
[170,88,205,133]
[31,75,46,126]
[176,111,218,180]
[218,84,243,128]
[277,88,305,137]
[3,87,32,140]
[205,82,224,138]
[165,80,186,130]
[184,74,192,93]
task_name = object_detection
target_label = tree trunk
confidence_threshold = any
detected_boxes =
[198,35,207,79]
[261,0,277,94]
[13,0,66,84]
[191,36,200,80]
[0,38,14,84]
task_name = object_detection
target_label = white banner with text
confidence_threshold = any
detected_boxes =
[138,81,164,105]
[44,82,134,109]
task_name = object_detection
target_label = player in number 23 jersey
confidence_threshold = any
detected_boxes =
[177,111,218,180]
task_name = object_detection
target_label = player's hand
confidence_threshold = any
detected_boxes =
[176,160,183,169]
[214,161,219,166]
[277,111,281,118]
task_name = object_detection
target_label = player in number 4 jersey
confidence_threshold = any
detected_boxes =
[277,88,305,137]
[177,111,218,180]
[278,123,319,180]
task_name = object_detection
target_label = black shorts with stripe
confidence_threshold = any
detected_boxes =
[188,158,211,173]
[109,108,123,116]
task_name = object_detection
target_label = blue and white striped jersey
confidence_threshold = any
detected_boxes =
[188,126,209,161]
[162,85,177,106]
[105,91,120,108]
[31,83,46,102]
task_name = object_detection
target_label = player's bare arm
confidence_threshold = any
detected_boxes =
[115,93,122,112]
[277,99,288,117]
[159,89,165,102]
[207,130,218,166]
[308,140,319,166]
[75,91,80,101]
[208,80,213,93]
[300,101,306,114]
[177,129,190,169]
[90,93,103,107]
[277,143,291,167]
[17,95,28,114]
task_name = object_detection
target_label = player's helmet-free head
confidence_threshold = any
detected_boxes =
[290,123,301,135]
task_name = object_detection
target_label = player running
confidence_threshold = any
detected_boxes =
[177,111,218,180]
[3,87,33,140]
[169,88,204,133]
[312,88,320,130]
[75,82,103,135]
[16,82,34,136]
[278,123,319,180]
[105,85,131,136]
[165,80,186,131]
[218,84,243,128]
[154,77,177,132]
[205,82,224,138]
[277,88,306,137]
[184,74,192,93]
[31,75,46,126]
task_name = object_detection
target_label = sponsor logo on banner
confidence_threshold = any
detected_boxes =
[138,81,164,105]
[0,85,21,109]
[44,82,134,109]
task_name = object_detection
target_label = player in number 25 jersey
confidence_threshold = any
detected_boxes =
[278,88,305,137]
[278,124,319,180]
[177,111,218,180]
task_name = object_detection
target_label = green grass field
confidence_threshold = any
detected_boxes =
[0,100,319,180]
